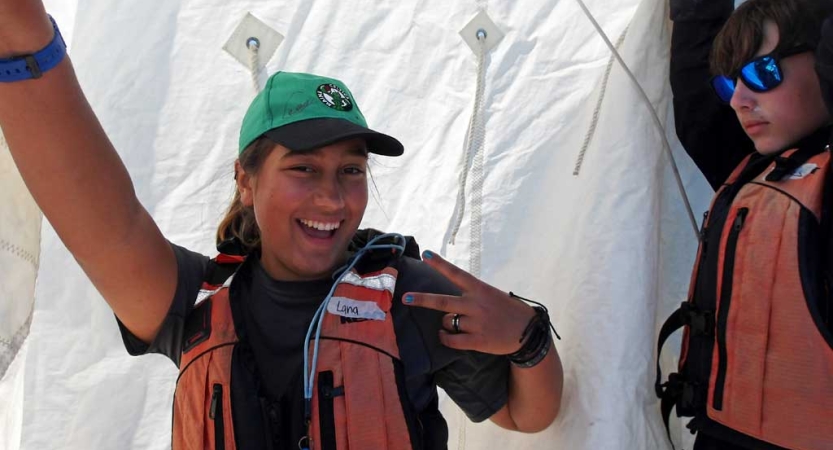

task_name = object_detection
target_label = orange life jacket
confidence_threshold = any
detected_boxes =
[656,146,833,450]
[171,256,418,450]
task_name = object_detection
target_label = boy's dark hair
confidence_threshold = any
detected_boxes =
[711,0,833,76]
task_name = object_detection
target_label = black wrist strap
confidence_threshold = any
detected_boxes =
[509,292,560,340]
[506,292,560,369]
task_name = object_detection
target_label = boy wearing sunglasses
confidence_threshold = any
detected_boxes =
[657,0,833,449]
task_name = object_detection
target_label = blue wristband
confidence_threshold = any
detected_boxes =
[0,16,66,83]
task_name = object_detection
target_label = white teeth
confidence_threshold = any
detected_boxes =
[300,219,340,231]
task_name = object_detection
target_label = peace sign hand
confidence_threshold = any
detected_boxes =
[403,250,535,356]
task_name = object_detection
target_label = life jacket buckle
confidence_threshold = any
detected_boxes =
[661,373,697,411]
[685,415,704,434]
[679,302,714,336]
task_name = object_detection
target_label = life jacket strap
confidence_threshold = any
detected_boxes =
[655,303,712,395]
[655,302,715,449]
[678,302,714,337]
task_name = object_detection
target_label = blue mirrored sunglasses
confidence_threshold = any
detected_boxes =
[710,45,813,103]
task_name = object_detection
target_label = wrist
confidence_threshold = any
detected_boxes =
[509,333,552,369]
[510,304,536,352]
[507,306,554,368]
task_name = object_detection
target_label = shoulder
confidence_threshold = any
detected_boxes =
[170,242,212,282]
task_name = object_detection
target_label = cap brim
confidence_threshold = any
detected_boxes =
[264,118,404,156]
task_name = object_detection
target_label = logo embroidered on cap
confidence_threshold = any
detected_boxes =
[316,84,353,111]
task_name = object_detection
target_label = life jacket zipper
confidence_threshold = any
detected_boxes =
[210,383,225,450]
[713,207,749,410]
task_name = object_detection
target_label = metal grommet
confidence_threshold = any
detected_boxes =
[246,37,261,50]
[476,28,487,41]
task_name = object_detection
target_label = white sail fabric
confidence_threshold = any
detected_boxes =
[0,134,41,450]
[4,0,714,448]
[0,5,74,446]
[0,136,40,379]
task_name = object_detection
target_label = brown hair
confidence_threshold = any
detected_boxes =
[711,0,833,76]
[215,137,275,255]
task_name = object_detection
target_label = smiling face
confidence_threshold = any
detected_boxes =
[729,21,831,154]
[236,138,369,281]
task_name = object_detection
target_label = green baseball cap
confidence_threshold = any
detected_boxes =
[238,71,404,156]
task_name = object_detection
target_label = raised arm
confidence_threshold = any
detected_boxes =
[670,0,754,189]
[0,1,177,343]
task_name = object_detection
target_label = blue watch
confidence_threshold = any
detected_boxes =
[0,16,66,83]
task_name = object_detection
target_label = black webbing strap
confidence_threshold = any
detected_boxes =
[205,260,242,287]
[655,306,687,449]
[765,139,826,181]
[655,307,686,397]
[821,140,833,330]
[656,301,716,449]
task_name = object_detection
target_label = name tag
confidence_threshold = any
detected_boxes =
[327,297,387,321]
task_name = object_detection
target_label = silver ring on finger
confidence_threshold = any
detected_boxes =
[452,313,461,334]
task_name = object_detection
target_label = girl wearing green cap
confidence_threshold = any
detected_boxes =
[0,2,562,449]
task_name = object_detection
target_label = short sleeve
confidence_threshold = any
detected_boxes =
[116,242,210,367]
[393,257,509,423]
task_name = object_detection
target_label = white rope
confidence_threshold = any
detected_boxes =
[467,29,487,277]
[573,26,629,176]
[456,407,468,450]
[448,33,488,249]
[470,132,484,278]
[574,0,701,242]
[454,5,488,448]
[247,38,262,93]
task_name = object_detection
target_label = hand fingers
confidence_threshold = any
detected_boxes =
[437,329,481,351]
[420,250,480,292]
[442,313,479,334]
[402,292,476,315]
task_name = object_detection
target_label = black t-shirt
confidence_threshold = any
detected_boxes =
[118,242,508,449]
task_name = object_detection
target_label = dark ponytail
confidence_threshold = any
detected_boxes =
[215,137,274,255]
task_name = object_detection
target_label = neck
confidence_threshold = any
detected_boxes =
[788,125,833,154]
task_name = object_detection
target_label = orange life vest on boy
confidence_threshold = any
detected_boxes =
[171,254,417,450]
[656,146,833,450]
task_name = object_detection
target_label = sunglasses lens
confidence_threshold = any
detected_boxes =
[741,56,782,91]
[711,76,736,103]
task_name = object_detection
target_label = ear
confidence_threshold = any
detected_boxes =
[235,160,255,207]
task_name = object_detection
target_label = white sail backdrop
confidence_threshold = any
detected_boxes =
[1,0,715,448]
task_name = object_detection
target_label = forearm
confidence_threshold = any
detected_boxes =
[670,7,753,189]
[491,341,563,433]
[403,255,565,432]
